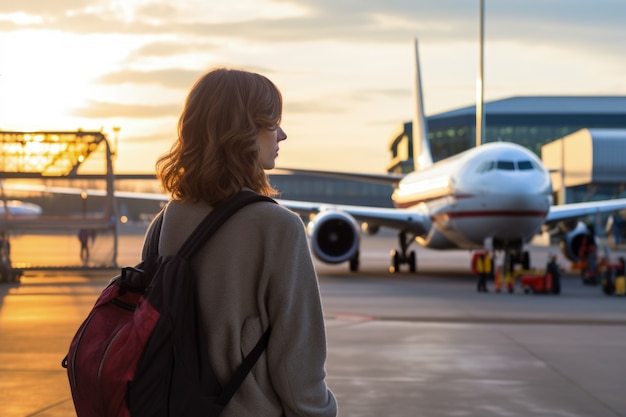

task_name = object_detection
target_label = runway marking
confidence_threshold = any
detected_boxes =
[326,313,374,323]
[326,375,428,383]
[326,314,626,326]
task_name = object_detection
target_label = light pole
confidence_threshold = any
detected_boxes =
[476,0,485,147]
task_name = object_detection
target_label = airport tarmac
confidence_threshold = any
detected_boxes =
[1,230,625,417]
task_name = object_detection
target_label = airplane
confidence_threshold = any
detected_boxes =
[273,39,626,273]
[0,200,43,218]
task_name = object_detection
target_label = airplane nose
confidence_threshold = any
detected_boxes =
[493,175,551,210]
[481,172,550,196]
[468,171,552,214]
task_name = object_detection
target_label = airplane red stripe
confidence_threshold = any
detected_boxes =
[393,194,476,208]
[432,211,547,219]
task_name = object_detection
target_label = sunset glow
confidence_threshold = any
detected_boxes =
[0,1,625,173]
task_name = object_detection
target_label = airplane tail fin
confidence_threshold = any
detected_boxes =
[412,38,433,171]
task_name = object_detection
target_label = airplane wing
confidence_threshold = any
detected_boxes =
[273,168,431,233]
[1,183,168,202]
[273,167,404,187]
[283,195,626,238]
[3,181,430,235]
[9,181,626,233]
[277,199,430,236]
[546,198,626,223]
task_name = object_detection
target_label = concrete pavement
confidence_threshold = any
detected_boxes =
[1,235,625,416]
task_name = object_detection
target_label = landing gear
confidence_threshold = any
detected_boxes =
[349,252,359,272]
[502,246,530,271]
[389,231,417,273]
[495,246,531,292]
[513,250,530,270]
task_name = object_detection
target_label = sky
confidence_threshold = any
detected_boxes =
[1,0,625,174]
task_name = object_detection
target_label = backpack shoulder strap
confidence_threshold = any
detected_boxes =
[217,327,271,406]
[173,190,276,405]
[178,190,276,260]
[143,209,165,259]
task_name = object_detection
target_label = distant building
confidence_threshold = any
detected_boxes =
[268,174,394,208]
[387,122,415,174]
[542,128,626,205]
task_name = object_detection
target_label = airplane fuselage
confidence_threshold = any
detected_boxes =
[0,200,43,219]
[392,142,552,250]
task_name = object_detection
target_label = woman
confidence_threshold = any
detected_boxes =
[146,68,337,417]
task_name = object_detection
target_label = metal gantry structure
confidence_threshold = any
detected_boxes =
[0,130,119,277]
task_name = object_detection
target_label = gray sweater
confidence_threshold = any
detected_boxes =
[143,196,337,417]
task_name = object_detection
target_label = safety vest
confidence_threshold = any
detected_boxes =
[482,254,492,274]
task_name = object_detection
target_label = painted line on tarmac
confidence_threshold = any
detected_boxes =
[326,313,374,323]
[377,316,626,325]
[327,314,626,326]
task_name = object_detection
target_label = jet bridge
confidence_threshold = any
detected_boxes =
[0,131,119,280]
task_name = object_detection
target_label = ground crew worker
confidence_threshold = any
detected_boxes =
[78,229,90,262]
[473,251,491,293]
[578,230,599,284]
[615,257,626,295]
[545,255,561,295]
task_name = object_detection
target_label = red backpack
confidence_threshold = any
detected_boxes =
[63,191,274,416]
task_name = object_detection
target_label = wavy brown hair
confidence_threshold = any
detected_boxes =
[156,68,281,204]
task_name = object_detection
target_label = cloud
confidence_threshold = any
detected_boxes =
[122,131,173,144]
[0,0,87,15]
[5,0,625,56]
[126,40,220,60]
[96,68,203,89]
[285,99,345,115]
[284,87,408,115]
[71,100,180,118]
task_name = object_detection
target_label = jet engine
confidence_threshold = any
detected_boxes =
[307,210,361,264]
[559,221,595,261]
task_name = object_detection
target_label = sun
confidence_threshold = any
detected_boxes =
[0,28,136,132]
[0,31,98,130]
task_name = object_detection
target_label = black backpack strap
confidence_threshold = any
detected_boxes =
[143,209,165,259]
[217,327,271,406]
[175,190,276,405]
[178,190,276,259]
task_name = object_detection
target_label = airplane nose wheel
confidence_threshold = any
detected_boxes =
[390,231,417,273]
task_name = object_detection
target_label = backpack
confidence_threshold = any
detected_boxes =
[62,190,276,417]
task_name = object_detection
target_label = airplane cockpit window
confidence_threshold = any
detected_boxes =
[526,160,545,172]
[476,160,495,173]
[517,160,534,170]
[496,160,515,170]
[477,160,542,173]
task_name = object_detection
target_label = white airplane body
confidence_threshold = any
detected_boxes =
[395,142,552,248]
[0,200,43,219]
[279,138,626,272]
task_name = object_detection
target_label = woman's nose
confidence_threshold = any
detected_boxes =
[278,127,287,141]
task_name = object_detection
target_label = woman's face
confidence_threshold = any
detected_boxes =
[258,126,287,169]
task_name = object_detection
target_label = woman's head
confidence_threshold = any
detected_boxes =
[156,68,285,204]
